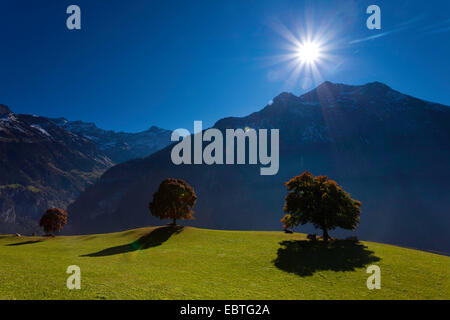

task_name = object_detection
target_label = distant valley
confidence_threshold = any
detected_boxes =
[0,104,171,234]
[68,82,450,253]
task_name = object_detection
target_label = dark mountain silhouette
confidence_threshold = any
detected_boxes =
[67,81,450,252]
[0,108,172,234]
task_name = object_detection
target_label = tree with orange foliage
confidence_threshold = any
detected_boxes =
[149,178,197,225]
[39,208,68,236]
[282,172,362,242]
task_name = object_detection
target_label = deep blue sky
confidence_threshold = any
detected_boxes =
[0,0,449,132]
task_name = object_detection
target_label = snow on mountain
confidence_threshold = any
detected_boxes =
[50,119,172,163]
[0,106,115,235]
[0,106,172,234]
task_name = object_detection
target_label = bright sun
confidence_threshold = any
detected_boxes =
[297,42,321,63]
[270,22,333,87]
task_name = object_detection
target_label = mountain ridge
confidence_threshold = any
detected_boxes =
[0,108,114,234]
[49,117,172,164]
[67,81,450,253]
[217,81,448,126]
[0,107,172,234]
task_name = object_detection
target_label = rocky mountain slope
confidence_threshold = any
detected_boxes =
[0,106,172,234]
[0,105,113,234]
[50,118,172,163]
[67,82,450,253]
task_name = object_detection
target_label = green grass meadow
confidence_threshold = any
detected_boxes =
[0,226,448,300]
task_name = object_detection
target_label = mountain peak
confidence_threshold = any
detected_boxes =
[147,125,164,132]
[272,92,298,104]
[298,80,398,106]
[316,80,337,88]
[314,80,392,92]
[0,104,12,115]
[311,81,355,93]
[364,81,391,89]
[50,117,69,126]
[275,92,296,99]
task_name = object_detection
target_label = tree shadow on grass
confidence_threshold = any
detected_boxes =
[6,240,42,246]
[81,225,184,257]
[273,240,380,277]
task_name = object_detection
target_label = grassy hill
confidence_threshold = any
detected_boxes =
[0,226,448,300]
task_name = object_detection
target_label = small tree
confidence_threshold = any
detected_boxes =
[282,172,362,242]
[149,178,197,225]
[39,208,68,236]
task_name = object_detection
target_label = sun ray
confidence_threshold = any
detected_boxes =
[262,18,341,90]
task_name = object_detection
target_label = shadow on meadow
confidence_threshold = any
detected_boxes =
[273,240,380,277]
[6,240,42,246]
[81,225,184,257]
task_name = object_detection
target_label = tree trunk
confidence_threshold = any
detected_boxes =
[322,228,329,242]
